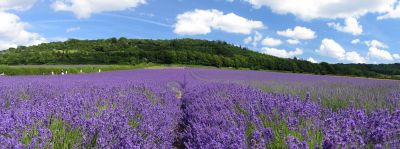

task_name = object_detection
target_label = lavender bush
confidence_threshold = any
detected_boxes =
[0,68,399,148]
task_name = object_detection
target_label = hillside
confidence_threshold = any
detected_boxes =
[0,38,399,79]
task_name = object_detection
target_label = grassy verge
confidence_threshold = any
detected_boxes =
[0,63,156,76]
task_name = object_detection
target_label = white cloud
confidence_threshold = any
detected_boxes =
[261,37,282,47]
[351,39,360,44]
[277,26,316,40]
[307,57,318,63]
[243,31,263,47]
[52,0,146,19]
[0,0,37,11]
[0,12,46,50]
[368,46,394,61]
[344,51,366,63]
[174,9,264,35]
[0,43,16,51]
[316,38,346,59]
[244,36,252,44]
[241,0,396,20]
[364,40,400,61]
[261,47,303,58]
[286,39,300,45]
[393,54,400,60]
[364,40,388,48]
[66,26,80,33]
[316,38,366,63]
[328,17,363,35]
[378,4,400,19]
[252,31,263,47]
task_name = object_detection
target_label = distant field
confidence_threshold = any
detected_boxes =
[1,64,399,81]
[0,63,185,76]
[0,63,239,76]
[0,64,140,76]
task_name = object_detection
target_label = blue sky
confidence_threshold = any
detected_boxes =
[1,0,400,64]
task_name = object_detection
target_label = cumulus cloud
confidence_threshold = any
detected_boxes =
[364,40,399,61]
[0,0,37,11]
[316,38,346,59]
[0,12,47,50]
[52,0,146,19]
[351,39,361,44]
[316,38,366,63]
[344,51,367,64]
[243,31,263,47]
[241,0,396,20]
[368,46,394,61]
[277,26,316,40]
[261,47,303,58]
[307,57,318,63]
[328,17,363,35]
[261,37,282,47]
[174,9,264,35]
[364,40,388,48]
[286,39,300,45]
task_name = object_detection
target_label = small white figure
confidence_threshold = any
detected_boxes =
[61,69,65,75]
[65,71,68,75]
[51,71,54,75]
[98,69,101,73]
[80,69,83,73]
[0,72,5,76]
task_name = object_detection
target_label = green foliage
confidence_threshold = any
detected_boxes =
[321,97,350,112]
[22,125,39,146]
[95,103,109,116]
[5,100,11,109]
[128,119,140,128]
[49,119,82,149]
[128,114,142,129]
[255,111,323,148]
[234,104,249,116]
[0,38,399,79]
[18,91,30,100]
[87,130,98,149]
[234,105,323,148]
[21,119,82,148]
[245,122,257,147]
[143,89,157,105]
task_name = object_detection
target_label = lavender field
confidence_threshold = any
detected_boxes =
[1,68,399,148]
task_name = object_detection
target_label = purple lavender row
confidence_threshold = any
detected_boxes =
[189,68,400,110]
[0,70,184,148]
[180,83,400,148]
[1,68,399,148]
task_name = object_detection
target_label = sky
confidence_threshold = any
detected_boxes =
[1,0,400,64]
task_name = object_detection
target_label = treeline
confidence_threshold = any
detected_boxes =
[0,38,399,79]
